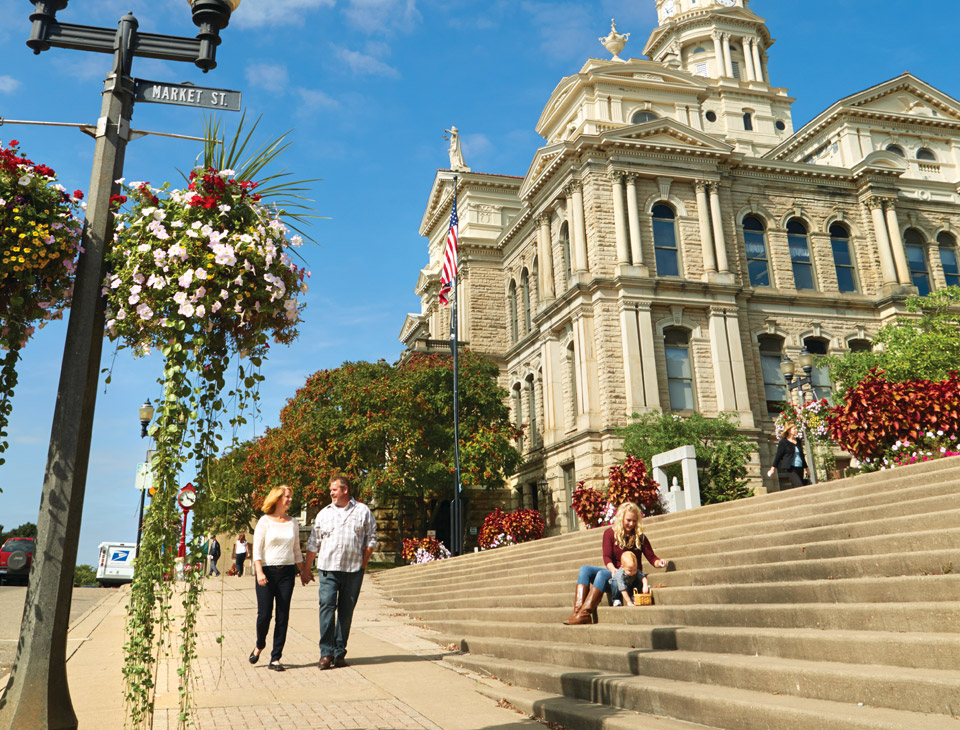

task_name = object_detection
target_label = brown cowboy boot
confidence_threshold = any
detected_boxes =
[562,584,589,625]
[563,585,603,625]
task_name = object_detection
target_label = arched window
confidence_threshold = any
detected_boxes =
[532,256,540,311]
[525,374,538,447]
[508,280,518,343]
[848,339,872,353]
[743,112,754,131]
[758,335,786,414]
[693,46,706,54]
[938,232,959,287]
[786,219,815,290]
[830,224,858,293]
[652,203,680,277]
[559,221,572,284]
[904,228,930,296]
[802,337,832,401]
[521,268,531,333]
[917,148,937,161]
[885,144,905,157]
[565,342,578,427]
[512,384,524,451]
[664,327,694,410]
[631,110,658,124]
[742,215,771,287]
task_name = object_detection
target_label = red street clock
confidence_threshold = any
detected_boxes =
[177,483,197,510]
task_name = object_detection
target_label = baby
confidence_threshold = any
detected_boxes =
[610,551,649,606]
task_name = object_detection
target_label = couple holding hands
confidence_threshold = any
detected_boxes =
[249,475,378,672]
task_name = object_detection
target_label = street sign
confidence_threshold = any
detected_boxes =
[133,79,241,111]
[135,461,152,491]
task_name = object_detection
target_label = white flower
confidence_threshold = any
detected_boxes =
[219,169,236,178]
[191,221,202,230]
[130,284,142,295]
[195,268,207,280]
[109,276,122,289]
[173,292,187,305]
[178,302,195,317]
[195,304,205,318]
[218,205,231,214]
[178,269,194,288]
[211,301,222,313]
[116,309,126,320]
[137,303,154,320]
[219,289,229,300]
[185,229,199,238]
[171,220,184,228]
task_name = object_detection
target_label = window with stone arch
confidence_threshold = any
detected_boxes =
[802,337,832,402]
[664,327,695,411]
[520,268,532,333]
[565,342,578,428]
[903,228,931,296]
[508,279,519,343]
[631,110,657,124]
[559,221,572,286]
[917,148,937,161]
[848,338,872,353]
[531,255,540,311]
[758,334,787,414]
[829,223,858,293]
[937,231,959,287]
[652,203,680,277]
[525,373,538,447]
[885,144,905,157]
[512,383,524,452]
[742,214,771,287]
[786,219,816,290]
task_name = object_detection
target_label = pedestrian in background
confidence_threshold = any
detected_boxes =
[232,533,248,577]
[207,535,221,576]
[302,475,378,670]
[250,486,308,672]
[768,422,808,488]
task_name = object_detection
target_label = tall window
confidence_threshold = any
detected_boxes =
[508,280,518,342]
[742,111,753,131]
[787,219,815,290]
[830,224,858,293]
[938,232,959,287]
[513,384,524,451]
[758,335,786,414]
[743,215,771,287]
[917,148,937,161]
[886,144,905,157]
[631,110,657,123]
[526,375,538,447]
[849,339,872,353]
[803,337,832,401]
[562,463,577,529]
[904,228,930,296]
[559,222,571,284]
[664,327,694,410]
[652,203,680,277]
[565,343,578,428]
[521,269,531,333]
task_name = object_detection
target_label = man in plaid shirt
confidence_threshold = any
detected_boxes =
[302,475,378,669]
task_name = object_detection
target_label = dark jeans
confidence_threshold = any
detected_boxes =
[235,553,246,576]
[784,466,805,488]
[209,557,220,576]
[255,564,297,663]
[317,568,365,660]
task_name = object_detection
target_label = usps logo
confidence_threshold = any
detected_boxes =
[111,550,131,562]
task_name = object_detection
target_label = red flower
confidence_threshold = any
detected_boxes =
[109,194,127,207]
[8,140,19,147]
[73,190,84,199]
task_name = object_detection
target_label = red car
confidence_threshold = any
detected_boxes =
[0,537,35,585]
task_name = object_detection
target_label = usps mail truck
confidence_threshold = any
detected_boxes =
[97,542,136,586]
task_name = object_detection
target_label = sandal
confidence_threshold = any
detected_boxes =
[268,662,285,672]
[249,649,260,664]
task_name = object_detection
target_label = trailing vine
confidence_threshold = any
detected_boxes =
[106,166,308,728]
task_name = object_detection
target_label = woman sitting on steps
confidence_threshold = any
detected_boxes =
[562,502,667,625]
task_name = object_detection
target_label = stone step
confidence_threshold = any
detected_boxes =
[454,636,960,715]
[472,679,719,730]
[445,653,959,730]
[406,601,960,633]
[426,621,960,671]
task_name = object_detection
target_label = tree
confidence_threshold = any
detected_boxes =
[0,522,37,543]
[823,286,960,403]
[618,412,752,504]
[192,440,260,536]
[73,565,97,587]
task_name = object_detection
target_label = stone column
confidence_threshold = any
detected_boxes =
[542,337,565,445]
[618,300,661,414]
[884,202,911,285]
[712,33,725,77]
[708,183,729,272]
[626,174,643,265]
[867,197,898,285]
[708,309,737,413]
[611,172,630,265]
[752,41,764,83]
[537,215,556,300]
[637,302,661,410]
[571,181,589,273]
[742,38,757,81]
[563,185,578,273]
[721,33,734,78]
[695,181,717,274]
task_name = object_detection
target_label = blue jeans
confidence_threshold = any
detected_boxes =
[577,565,611,592]
[317,569,365,660]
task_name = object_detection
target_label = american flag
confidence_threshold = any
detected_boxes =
[439,186,458,306]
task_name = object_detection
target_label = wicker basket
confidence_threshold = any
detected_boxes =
[632,589,653,606]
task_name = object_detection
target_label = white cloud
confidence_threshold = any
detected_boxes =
[231,0,335,28]
[461,132,492,159]
[245,62,290,91]
[297,88,341,109]
[520,1,598,62]
[343,0,421,34]
[332,46,400,78]
[0,76,20,94]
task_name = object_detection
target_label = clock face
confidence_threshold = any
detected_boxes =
[663,0,677,15]
[178,489,196,508]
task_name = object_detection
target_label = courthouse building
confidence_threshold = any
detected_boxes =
[399,0,960,535]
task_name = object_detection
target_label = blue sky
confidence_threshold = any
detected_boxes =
[1,0,958,565]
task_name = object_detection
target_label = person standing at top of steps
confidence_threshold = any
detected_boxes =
[563,502,667,625]
[767,422,808,488]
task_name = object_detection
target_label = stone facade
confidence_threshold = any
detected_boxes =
[400,0,960,537]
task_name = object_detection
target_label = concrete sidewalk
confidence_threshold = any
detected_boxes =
[61,570,541,730]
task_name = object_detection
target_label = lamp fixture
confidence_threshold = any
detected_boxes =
[139,399,155,438]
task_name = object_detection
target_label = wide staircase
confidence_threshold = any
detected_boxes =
[375,458,960,730]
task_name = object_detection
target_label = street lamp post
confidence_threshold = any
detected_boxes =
[0,4,241,729]
[780,348,819,485]
[135,399,155,550]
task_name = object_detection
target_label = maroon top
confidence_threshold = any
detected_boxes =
[601,526,661,569]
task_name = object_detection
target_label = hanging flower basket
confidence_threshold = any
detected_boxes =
[0,139,83,469]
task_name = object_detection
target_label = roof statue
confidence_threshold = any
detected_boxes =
[599,19,629,62]
[444,126,471,172]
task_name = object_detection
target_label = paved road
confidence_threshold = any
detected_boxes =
[0,585,110,677]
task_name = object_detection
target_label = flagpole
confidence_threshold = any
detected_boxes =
[449,176,463,556]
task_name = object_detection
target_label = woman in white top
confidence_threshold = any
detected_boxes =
[232,534,248,576]
[249,485,306,671]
